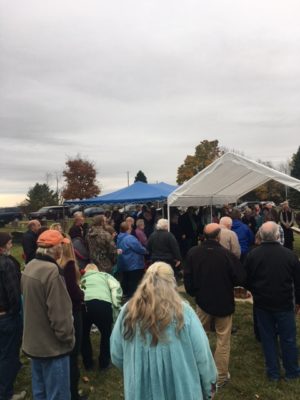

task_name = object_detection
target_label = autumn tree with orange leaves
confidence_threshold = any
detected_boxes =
[62,156,101,200]
[176,140,223,184]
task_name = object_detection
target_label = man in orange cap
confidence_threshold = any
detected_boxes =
[21,230,75,400]
[184,223,245,389]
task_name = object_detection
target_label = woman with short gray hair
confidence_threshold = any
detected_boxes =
[147,218,182,275]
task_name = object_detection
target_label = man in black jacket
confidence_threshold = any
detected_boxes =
[184,223,245,389]
[244,221,300,381]
[22,219,41,263]
[0,233,26,400]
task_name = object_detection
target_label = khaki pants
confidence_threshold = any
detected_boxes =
[196,306,232,385]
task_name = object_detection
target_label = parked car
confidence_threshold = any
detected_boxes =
[237,201,276,211]
[29,206,71,221]
[0,207,23,227]
[69,205,84,215]
[83,206,105,218]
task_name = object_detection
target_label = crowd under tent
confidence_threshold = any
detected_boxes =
[167,152,300,213]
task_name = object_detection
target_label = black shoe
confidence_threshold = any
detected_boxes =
[99,362,111,371]
[83,362,94,371]
[74,395,89,400]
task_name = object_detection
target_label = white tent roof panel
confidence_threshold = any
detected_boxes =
[168,152,300,207]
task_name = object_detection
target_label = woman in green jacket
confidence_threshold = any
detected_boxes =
[80,263,122,370]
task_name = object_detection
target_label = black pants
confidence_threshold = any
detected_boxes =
[81,300,113,369]
[70,310,82,400]
[282,227,294,250]
[122,269,145,298]
[0,314,22,400]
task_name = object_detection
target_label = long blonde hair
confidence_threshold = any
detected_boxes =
[49,226,81,283]
[123,262,184,346]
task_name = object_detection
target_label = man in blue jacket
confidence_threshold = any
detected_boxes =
[117,221,147,298]
[231,208,254,262]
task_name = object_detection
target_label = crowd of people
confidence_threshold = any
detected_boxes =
[0,199,299,399]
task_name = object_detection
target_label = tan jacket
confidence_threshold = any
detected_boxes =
[219,228,241,259]
[21,255,75,358]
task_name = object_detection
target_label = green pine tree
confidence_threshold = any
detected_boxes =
[134,170,148,183]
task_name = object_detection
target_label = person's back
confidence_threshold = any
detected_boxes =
[22,255,74,358]
[0,233,25,400]
[219,216,241,259]
[110,262,217,400]
[231,209,254,259]
[184,223,245,389]
[244,221,300,381]
[81,264,122,370]
[117,222,147,298]
[21,230,75,400]
[117,231,146,271]
[87,222,116,272]
[244,241,300,312]
[82,268,122,310]
[185,237,244,317]
[147,224,181,263]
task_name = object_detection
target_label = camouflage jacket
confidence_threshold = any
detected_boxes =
[86,226,117,272]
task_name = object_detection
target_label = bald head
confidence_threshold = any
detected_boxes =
[219,216,232,229]
[28,219,41,232]
[259,221,279,242]
[204,223,221,240]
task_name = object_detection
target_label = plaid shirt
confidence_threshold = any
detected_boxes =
[0,254,21,314]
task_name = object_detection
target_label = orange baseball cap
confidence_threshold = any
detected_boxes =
[37,230,70,247]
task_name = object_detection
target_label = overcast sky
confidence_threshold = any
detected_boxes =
[1,0,300,206]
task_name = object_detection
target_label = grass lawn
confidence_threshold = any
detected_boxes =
[3,228,300,399]
[13,300,300,400]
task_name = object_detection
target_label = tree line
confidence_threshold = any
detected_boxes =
[21,142,300,212]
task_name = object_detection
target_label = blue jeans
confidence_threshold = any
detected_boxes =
[255,307,300,380]
[31,356,71,400]
[0,314,22,400]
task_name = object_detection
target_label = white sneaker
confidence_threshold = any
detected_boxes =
[10,391,26,400]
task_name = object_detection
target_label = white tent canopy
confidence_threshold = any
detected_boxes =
[168,152,300,207]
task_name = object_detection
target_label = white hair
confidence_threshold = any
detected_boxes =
[219,216,232,229]
[259,222,279,242]
[36,244,63,260]
[73,211,84,219]
[156,218,169,231]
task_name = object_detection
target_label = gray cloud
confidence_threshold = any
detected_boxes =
[1,0,300,202]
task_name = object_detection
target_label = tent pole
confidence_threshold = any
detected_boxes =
[210,198,213,223]
[167,203,170,231]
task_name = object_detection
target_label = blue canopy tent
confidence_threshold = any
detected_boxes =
[64,182,177,206]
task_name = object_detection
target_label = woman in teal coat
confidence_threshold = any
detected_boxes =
[110,262,217,400]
